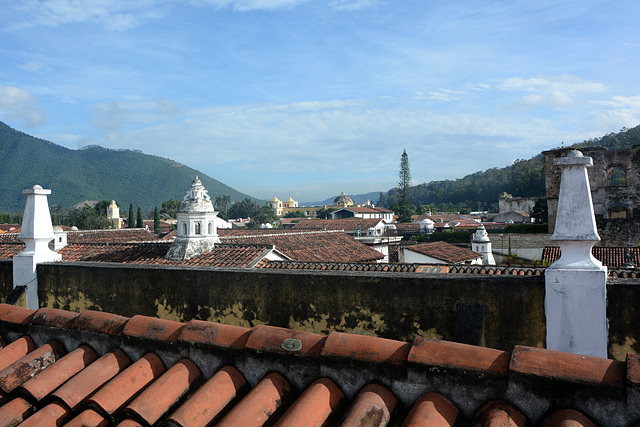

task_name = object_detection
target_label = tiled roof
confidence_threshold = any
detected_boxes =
[336,207,393,214]
[542,246,640,268]
[66,228,161,244]
[0,224,19,233]
[404,242,481,264]
[219,229,384,263]
[0,233,21,244]
[0,303,637,426]
[260,261,431,272]
[291,218,383,231]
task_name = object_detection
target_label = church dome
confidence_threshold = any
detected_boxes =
[179,176,216,213]
[472,225,491,243]
[333,191,354,207]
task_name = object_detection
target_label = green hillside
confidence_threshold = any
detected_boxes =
[0,121,253,213]
[380,124,640,213]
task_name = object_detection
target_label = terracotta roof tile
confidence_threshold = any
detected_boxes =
[472,401,526,427]
[274,378,345,427]
[70,310,130,335]
[322,332,411,366]
[0,304,636,425]
[408,337,510,376]
[87,353,165,416]
[543,245,640,269]
[292,218,384,232]
[216,372,292,427]
[0,304,35,324]
[402,392,458,427]
[510,345,625,388]
[0,340,65,394]
[122,315,185,342]
[20,400,70,426]
[339,383,396,426]
[0,397,32,426]
[542,409,597,427]
[52,349,131,409]
[247,324,326,358]
[66,228,161,244]
[165,365,247,427]
[0,336,36,372]
[65,408,110,427]
[178,319,252,350]
[123,358,202,425]
[20,345,97,402]
[30,307,79,328]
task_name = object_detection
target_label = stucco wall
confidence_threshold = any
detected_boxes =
[36,262,546,352]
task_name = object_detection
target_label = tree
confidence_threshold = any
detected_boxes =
[67,205,112,230]
[93,200,114,217]
[153,206,161,234]
[284,211,306,218]
[128,203,135,228]
[214,195,231,216]
[397,149,413,222]
[228,198,261,220]
[315,207,335,219]
[136,207,144,228]
[530,196,548,224]
[248,205,278,228]
[160,198,182,219]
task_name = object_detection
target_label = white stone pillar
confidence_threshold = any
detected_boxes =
[13,185,62,309]
[545,150,608,357]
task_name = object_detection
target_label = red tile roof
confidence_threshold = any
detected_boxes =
[0,303,634,426]
[543,246,640,269]
[291,218,384,232]
[219,229,384,263]
[66,228,161,243]
[404,242,481,264]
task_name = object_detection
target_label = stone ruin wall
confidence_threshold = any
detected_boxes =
[544,147,640,241]
[498,193,536,214]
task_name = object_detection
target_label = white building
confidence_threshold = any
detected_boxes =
[471,225,496,265]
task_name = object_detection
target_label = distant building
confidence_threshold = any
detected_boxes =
[107,200,123,229]
[499,192,536,214]
[399,241,483,265]
[331,207,394,221]
[471,225,496,265]
[333,191,354,207]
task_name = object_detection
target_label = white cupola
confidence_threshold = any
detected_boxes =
[165,176,221,261]
[471,225,495,265]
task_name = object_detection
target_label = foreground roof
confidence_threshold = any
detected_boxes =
[1,303,638,426]
[543,246,640,269]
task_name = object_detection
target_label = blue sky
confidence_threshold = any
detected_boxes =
[2,0,640,203]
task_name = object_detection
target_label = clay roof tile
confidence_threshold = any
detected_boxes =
[322,332,411,366]
[64,408,110,427]
[19,400,70,426]
[178,319,251,350]
[216,372,292,427]
[408,337,510,376]
[122,315,185,342]
[402,392,458,427]
[0,340,66,394]
[70,310,130,335]
[541,409,597,427]
[30,307,79,328]
[472,401,526,427]
[123,358,202,425]
[20,345,97,402]
[52,349,131,409]
[274,378,346,427]
[0,397,32,426]
[0,336,36,372]
[338,383,396,426]
[165,366,248,427]
[246,324,327,359]
[0,304,36,324]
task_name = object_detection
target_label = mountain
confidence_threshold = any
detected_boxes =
[379,124,640,213]
[302,191,382,207]
[0,121,253,213]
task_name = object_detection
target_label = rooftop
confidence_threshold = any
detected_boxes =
[1,303,637,426]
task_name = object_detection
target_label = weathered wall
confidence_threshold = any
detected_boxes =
[489,233,553,261]
[36,262,546,352]
[0,260,12,302]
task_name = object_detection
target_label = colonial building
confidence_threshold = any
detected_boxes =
[106,200,123,229]
[471,224,496,265]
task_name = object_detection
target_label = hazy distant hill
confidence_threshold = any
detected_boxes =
[379,124,640,213]
[0,121,253,213]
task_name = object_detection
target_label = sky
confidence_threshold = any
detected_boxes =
[2,0,640,203]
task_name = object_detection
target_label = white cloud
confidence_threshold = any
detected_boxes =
[498,75,607,94]
[5,0,168,30]
[0,84,46,126]
[329,0,378,11]
[91,103,126,130]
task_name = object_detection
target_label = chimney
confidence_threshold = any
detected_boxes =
[13,185,62,309]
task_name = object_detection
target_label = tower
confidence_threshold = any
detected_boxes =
[165,177,221,261]
[471,225,495,265]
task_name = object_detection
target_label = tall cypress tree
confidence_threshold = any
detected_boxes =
[128,203,135,228]
[397,149,413,222]
[136,207,144,228]
[153,206,161,234]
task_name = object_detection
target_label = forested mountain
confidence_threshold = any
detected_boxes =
[380,125,640,213]
[0,121,252,213]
